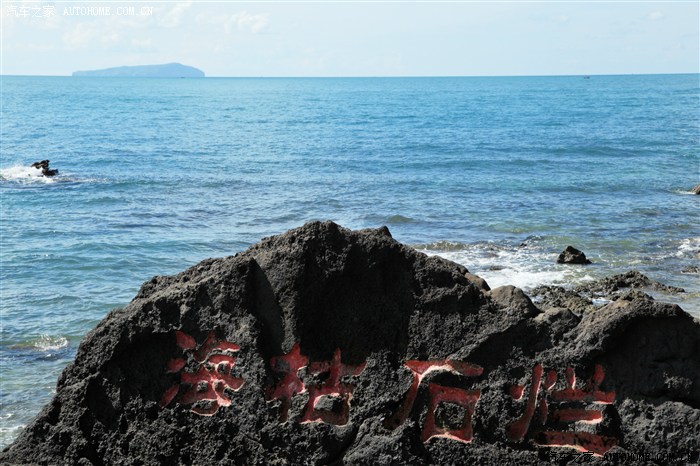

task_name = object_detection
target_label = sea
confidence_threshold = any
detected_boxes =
[1,74,698,448]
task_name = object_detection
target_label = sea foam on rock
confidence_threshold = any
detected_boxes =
[1,221,698,465]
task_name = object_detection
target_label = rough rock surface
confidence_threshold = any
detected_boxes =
[465,273,490,291]
[557,246,592,265]
[530,285,595,315]
[2,222,699,465]
[574,270,685,296]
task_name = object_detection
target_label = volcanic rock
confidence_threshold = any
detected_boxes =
[529,285,595,315]
[2,222,699,465]
[488,285,540,318]
[534,307,581,344]
[556,246,591,265]
[574,270,685,296]
[30,159,58,177]
[611,290,655,303]
[465,273,490,291]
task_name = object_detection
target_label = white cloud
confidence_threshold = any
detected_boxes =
[194,11,269,34]
[648,11,665,21]
[159,1,192,28]
[63,22,96,48]
[226,12,269,34]
[131,38,156,52]
[62,18,154,51]
[101,31,120,46]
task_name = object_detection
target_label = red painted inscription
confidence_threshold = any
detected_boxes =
[384,359,483,444]
[507,363,617,456]
[160,331,244,416]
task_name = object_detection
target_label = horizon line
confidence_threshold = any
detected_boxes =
[1,71,699,78]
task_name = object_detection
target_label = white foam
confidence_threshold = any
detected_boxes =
[676,237,700,259]
[419,243,596,292]
[591,297,613,306]
[33,335,69,351]
[0,424,27,448]
[0,165,58,184]
[673,189,698,195]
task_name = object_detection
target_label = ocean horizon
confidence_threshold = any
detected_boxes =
[2,72,699,79]
[1,73,699,448]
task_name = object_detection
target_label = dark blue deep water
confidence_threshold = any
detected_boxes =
[1,74,698,445]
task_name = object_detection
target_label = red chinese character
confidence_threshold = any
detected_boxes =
[507,363,618,456]
[160,331,245,416]
[266,345,366,425]
[266,342,309,422]
[384,360,483,444]
[300,349,366,426]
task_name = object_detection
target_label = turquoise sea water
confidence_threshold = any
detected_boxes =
[1,74,698,447]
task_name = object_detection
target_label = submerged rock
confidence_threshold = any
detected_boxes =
[556,246,591,265]
[2,222,699,465]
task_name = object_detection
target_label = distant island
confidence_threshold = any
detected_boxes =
[72,63,205,78]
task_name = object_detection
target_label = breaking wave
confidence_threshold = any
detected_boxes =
[0,164,104,185]
[10,335,70,352]
[0,165,59,184]
[33,335,69,352]
[415,240,595,291]
[676,237,700,259]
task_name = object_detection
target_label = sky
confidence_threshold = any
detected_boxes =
[1,0,698,77]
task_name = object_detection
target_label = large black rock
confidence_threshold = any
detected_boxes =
[557,246,592,265]
[2,222,699,465]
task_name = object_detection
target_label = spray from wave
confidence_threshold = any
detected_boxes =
[676,237,700,259]
[415,240,595,291]
[9,335,70,352]
[0,165,58,184]
[33,335,69,352]
[0,164,106,184]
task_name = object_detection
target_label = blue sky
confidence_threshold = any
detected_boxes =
[2,1,698,76]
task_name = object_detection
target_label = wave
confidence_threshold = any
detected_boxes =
[384,215,418,224]
[0,164,105,185]
[9,335,69,352]
[416,240,595,292]
[34,335,69,351]
[673,189,698,195]
[0,424,26,446]
[676,237,700,259]
[412,240,472,251]
[0,165,58,184]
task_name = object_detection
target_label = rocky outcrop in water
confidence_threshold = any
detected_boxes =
[557,246,591,265]
[30,160,58,177]
[691,183,700,195]
[2,222,699,465]
[574,270,685,296]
